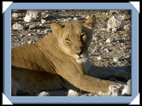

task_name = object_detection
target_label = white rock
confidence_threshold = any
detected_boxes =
[113,57,119,62]
[41,19,46,24]
[106,37,115,43]
[73,17,78,20]
[124,24,131,30]
[67,89,79,96]
[85,15,90,19]
[45,14,51,18]
[24,10,41,22]
[107,16,124,33]
[106,13,109,15]
[12,23,24,31]
[93,36,99,41]
[109,85,124,95]
[97,56,102,60]
[104,48,109,53]
[110,10,120,14]
[12,13,18,18]
[101,28,106,31]
[111,92,119,96]
[37,91,50,96]
[29,24,36,29]
[37,29,41,33]
[122,80,131,95]
[97,91,111,96]
[23,15,33,22]
[28,41,32,44]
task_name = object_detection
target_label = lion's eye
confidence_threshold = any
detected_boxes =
[65,38,71,42]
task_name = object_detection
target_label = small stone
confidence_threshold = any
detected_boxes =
[12,23,24,31]
[124,24,131,30]
[101,28,106,31]
[85,15,90,19]
[106,37,116,43]
[46,14,51,18]
[106,13,109,15]
[27,41,32,44]
[37,29,41,33]
[12,13,18,18]
[97,91,111,96]
[37,91,50,96]
[107,16,124,33]
[104,48,109,53]
[24,15,33,22]
[122,80,131,95]
[93,36,99,41]
[67,89,79,96]
[41,19,46,24]
[24,10,41,22]
[29,24,36,29]
[113,57,119,62]
[97,56,102,60]
[111,92,119,96]
[110,10,120,14]
[109,85,124,96]
[73,17,78,20]
[27,33,31,36]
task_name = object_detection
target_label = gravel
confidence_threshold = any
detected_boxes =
[11,10,131,96]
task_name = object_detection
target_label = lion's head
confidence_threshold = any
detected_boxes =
[51,15,96,63]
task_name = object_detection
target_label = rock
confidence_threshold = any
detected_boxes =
[110,10,120,14]
[104,48,109,53]
[37,91,50,96]
[101,28,106,31]
[97,91,111,96]
[12,23,24,31]
[124,24,131,30]
[97,56,102,60]
[23,14,33,22]
[109,85,124,96]
[24,10,41,22]
[93,36,100,41]
[29,24,36,29]
[122,80,131,95]
[41,19,46,24]
[85,15,90,19]
[67,89,79,96]
[107,16,124,33]
[73,17,78,20]
[111,92,119,96]
[106,37,116,43]
[27,41,32,44]
[113,57,119,62]
[45,14,52,18]
[12,13,18,18]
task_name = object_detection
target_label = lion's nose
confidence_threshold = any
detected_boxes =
[75,50,83,56]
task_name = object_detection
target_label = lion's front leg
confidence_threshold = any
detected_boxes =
[87,65,131,80]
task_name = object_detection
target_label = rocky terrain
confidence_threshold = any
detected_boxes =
[11,10,131,96]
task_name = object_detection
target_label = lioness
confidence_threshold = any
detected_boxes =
[12,15,130,96]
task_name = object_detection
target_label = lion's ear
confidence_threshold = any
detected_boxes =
[51,23,62,34]
[83,15,96,29]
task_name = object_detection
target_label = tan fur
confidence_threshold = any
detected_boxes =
[12,15,130,96]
